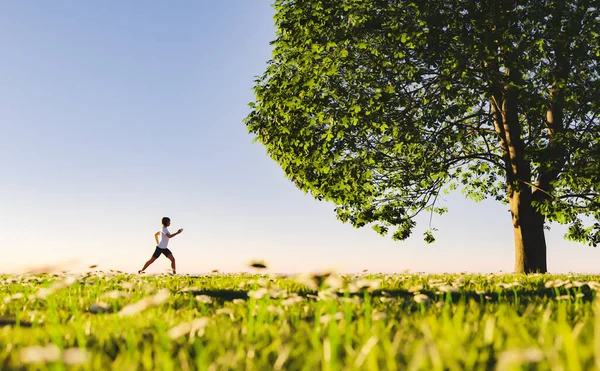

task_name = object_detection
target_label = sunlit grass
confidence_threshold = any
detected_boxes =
[1,271,600,369]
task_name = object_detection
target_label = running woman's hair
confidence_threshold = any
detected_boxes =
[161,217,170,226]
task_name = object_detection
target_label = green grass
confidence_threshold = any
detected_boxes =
[1,271,600,370]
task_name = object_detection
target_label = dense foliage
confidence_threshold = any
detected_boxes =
[245,0,600,271]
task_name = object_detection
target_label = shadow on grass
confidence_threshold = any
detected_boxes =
[0,316,33,328]
[181,287,596,305]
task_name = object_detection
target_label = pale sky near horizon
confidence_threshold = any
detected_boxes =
[1,1,599,275]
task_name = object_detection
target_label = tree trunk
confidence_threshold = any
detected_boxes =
[509,185,548,273]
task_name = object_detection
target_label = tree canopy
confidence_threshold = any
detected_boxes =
[245,0,600,272]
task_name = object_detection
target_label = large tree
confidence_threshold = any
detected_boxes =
[245,0,600,273]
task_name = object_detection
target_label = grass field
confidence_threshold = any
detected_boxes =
[1,270,600,370]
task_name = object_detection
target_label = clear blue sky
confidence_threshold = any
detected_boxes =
[0,1,598,274]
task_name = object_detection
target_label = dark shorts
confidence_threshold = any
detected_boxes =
[152,246,173,259]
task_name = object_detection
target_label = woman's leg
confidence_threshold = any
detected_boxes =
[139,257,156,273]
[140,248,160,273]
[166,254,176,274]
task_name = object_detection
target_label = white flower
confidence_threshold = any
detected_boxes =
[281,295,303,306]
[248,288,269,299]
[89,302,109,314]
[20,344,61,364]
[168,323,193,339]
[266,306,285,316]
[587,282,600,290]
[408,285,424,293]
[121,282,135,290]
[35,276,77,300]
[352,278,381,292]
[118,289,170,317]
[324,275,344,291]
[168,318,210,339]
[216,308,235,320]
[413,294,429,304]
[497,348,544,368]
[195,295,213,304]
[372,311,387,321]
[62,348,89,365]
[101,290,129,300]
[294,274,319,291]
[438,285,459,293]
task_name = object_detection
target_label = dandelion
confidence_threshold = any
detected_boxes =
[294,274,319,291]
[168,317,210,340]
[62,348,89,365]
[35,276,77,300]
[372,311,387,321]
[143,284,156,293]
[195,295,213,304]
[413,294,429,304]
[408,285,424,293]
[351,278,381,292]
[267,287,285,299]
[216,308,235,320]
[101,290,130,300]
[20,344,61,364]
[340,296,362,305]
[497,348,544,368]
[178,287,200,293]
[118,289,170,317]
[282,295,304,307]
[553,280,570,288]
[497,282,521,289]
[438,285,459,293]
[317,290,338,301]
[168,323,193,339]
[319,312,343,325]
[248,288,268,299]
[89,302,109,314]
[587,281,600,290]
[266,306,285,316]
[121,282,135,290]
[323,274,344,291]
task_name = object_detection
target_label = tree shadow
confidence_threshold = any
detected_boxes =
[181,286,596,305]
